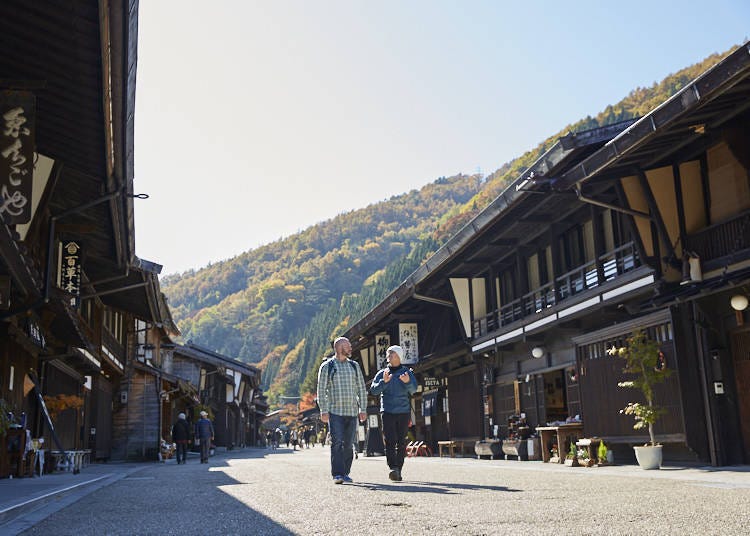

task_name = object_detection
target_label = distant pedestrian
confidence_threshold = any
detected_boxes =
[370,345,417,482]
[265,430,273,449]
[275,428,282,449]
[195,410,215,464]
[291,429,299,451]
[284,430,290,448]
[317,336,367,484]
[317,429,326,446]
[171,412,191,464]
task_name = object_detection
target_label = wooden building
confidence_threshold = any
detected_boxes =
[170,342,264,450]
[0,2,267,471]
[0,2,202,471]
[0,1,148,471]
[109,267,182,461]
[345,42,750,466]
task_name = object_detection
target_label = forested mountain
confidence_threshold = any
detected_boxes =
[161,47,735,407]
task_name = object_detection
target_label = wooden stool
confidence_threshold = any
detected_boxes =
[438,440,456,457]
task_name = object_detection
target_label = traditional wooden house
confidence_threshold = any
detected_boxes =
[0,1,181,471]
[170,342,264,450]
[345,42,750,466]
[109,264,182,461]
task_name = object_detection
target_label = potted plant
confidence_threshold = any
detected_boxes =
[564,440,579,467]
[597,440,611,466]
[608,330,671,469]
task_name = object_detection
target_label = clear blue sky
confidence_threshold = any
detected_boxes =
[133,1,749,275]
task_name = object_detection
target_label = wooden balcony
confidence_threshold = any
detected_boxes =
[472,242,641,339]
[683,211,750,270]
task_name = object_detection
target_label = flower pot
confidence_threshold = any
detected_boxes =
[633,444,662,470]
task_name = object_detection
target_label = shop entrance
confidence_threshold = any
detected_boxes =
[542,370,568,423]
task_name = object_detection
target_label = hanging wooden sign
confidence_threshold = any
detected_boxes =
[375,332,390,370]
[57,241,82,306]
[0,91,35,224]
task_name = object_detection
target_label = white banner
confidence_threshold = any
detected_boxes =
[398,323,419,365]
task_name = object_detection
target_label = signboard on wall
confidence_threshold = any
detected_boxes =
[0,91,35,224]
[423,376,440,389]
[398,323,419,365]
[57,241,82,307]
[375,332,390,370]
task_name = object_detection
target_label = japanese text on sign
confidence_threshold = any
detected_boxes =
[1,91,35,224]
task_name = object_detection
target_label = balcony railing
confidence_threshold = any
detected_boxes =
[102,328,125,361]
[683,211,750,265]
[472,242,640,339]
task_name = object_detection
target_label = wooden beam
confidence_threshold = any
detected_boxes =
[637,169,676,262]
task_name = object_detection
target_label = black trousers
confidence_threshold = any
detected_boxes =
[382,412,410,471]
[176,442,188,463]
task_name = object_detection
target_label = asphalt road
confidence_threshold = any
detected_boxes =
[19,445,750,535]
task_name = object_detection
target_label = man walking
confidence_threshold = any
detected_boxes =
[195,410,215,464]
[370,345,417,481]
[317,336,367,484]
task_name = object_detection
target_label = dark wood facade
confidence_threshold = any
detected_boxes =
[0,2,268,472]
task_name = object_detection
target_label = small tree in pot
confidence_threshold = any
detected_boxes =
[608,330,671,469]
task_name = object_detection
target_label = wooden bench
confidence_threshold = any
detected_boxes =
[447,437,480,457]
[437,440,456,457]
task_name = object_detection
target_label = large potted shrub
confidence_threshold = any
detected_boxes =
[608,330,671,469]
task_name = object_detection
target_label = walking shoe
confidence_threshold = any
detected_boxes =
[333,475,344,484]
[342,475,353,483]
[395,470,402,481]
[388,469,399,481]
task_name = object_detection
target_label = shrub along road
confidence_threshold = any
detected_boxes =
[16,445,750,535]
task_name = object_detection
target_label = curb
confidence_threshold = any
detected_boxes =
[0,466,146,535]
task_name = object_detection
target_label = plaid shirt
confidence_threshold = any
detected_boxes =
[316,357,367,417]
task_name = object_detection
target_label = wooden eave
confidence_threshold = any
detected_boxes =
[173,343,260,380]
[553,42,750,190]
[345,120,632,339]
[0,0,140,297]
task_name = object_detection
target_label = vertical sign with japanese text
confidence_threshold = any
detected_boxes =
[58,241,82,307]
[0,91,35,224]
[398,323,419,365]
[375,332,390,370]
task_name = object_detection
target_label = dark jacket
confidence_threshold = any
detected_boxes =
[370,364,417,413]
[195,417,215,439]
[172,418,191,443]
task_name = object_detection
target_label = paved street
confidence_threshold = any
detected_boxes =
[14,446,750,535]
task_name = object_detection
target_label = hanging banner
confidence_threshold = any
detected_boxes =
[398,323,419,365]
[375,332,390,370]
[422,391,437,417]
[57,241,82,307]
[0,91,35,224]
